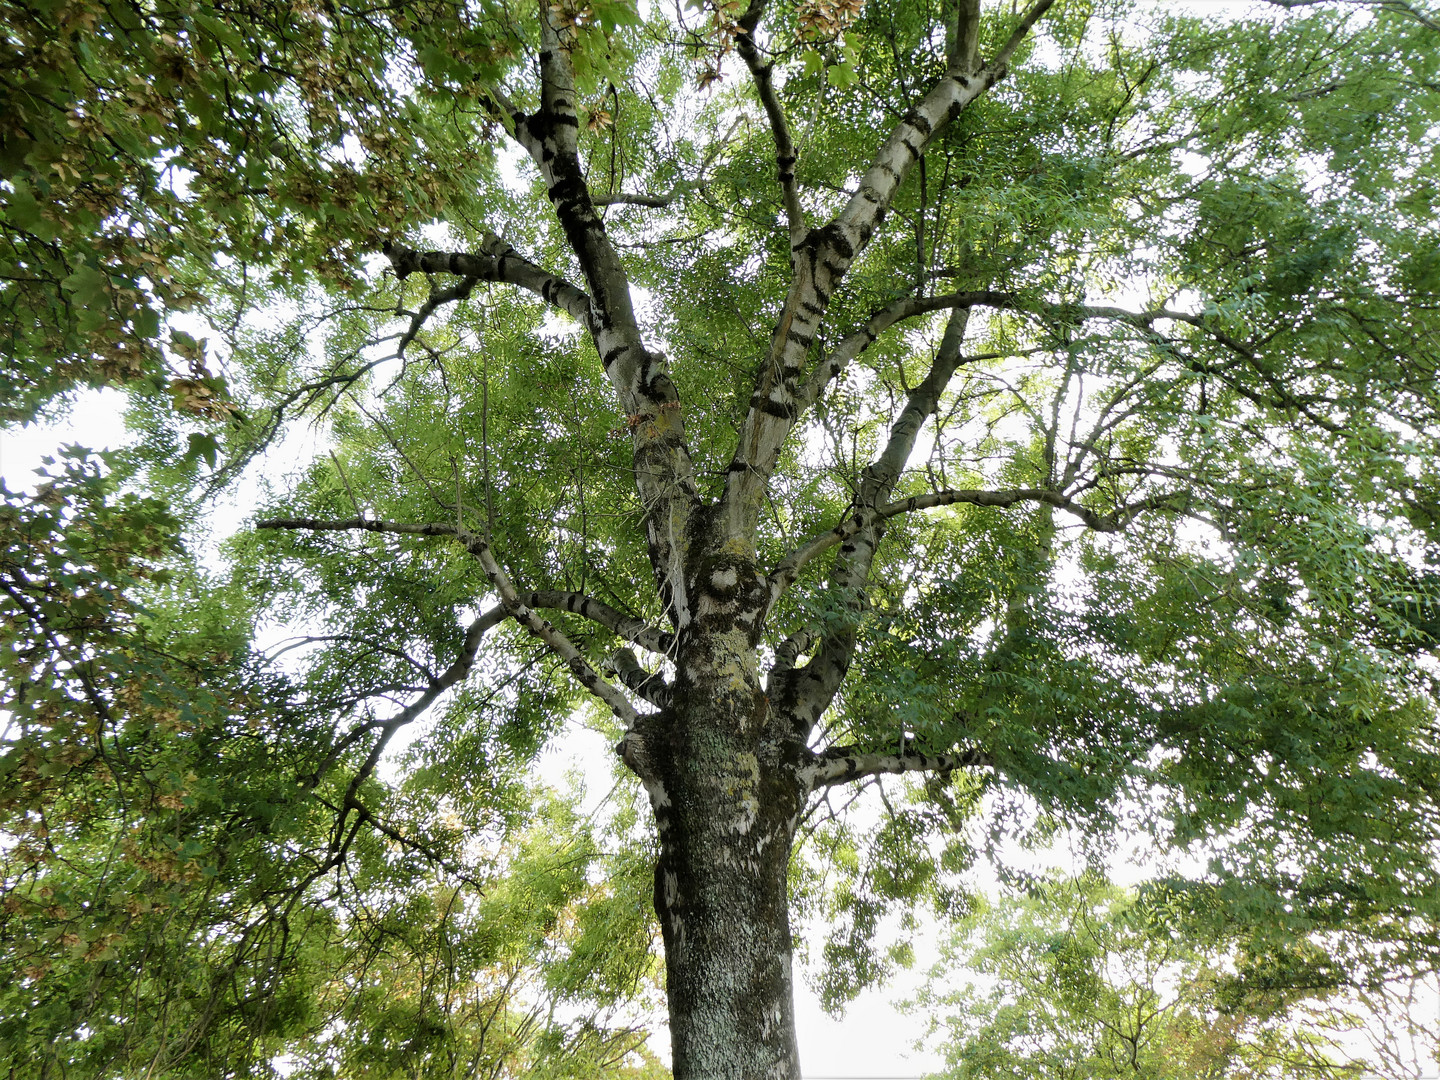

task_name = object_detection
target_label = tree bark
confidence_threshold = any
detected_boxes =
[630,539,809,1080]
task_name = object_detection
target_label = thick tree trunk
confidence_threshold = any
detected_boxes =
[637,550,809,1080]
[650,721,803,1080]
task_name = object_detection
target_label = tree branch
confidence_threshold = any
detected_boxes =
[949,0,982,73]
[592,189,682,208]
[771,306,973,731]
[1263,0,1440,32]
[799,744,990,791]
[467,532,640,726]
[257,516,674,652]
[801,287,1347,436]
[500,5,701,631]
[603,647,673,709]
[254,516,663,720]
[393,276,479,358]
[382,235,592,324]
[718,3,1057,537]
[765,487,1187,605]
[993,0,1059,71]
[317,609,509,774]
[522,590,674,654]
[796,290,1011,414]
[736,0,805,246]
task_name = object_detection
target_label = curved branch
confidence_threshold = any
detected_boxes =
[316,607,504,837]
[604,647,673,709]
[736,0,804,244]
[796,290,1011,414]
[392,276,479,358]
[801,287,1347,437]
[766,487,1188,604]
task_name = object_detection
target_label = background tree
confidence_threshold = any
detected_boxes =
[4,0,1440,1077]
[913,876,1428,1080]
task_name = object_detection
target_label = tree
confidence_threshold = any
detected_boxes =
[913,876,1421,1080]
[4,0,1440,1077]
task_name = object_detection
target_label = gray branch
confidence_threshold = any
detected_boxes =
[799,745,990,791]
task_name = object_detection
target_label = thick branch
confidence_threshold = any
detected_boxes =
[501,6,701,630]
[384,236,592,324]
[949,0,982,73]
[467,535,640,725]
[799,745,989,791]
[524,590,675,654]
[719,2,1056,536]
[604,647,673,709]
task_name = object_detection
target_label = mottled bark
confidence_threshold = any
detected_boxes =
[622,529,809,1080]
[646,693,806,1080]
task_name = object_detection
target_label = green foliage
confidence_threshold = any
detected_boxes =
[0,452,659,1076]
[5,0,1440,1072]
[914,876,1398,1080]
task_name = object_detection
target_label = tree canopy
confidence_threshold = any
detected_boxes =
[3,0,1440,1076]
[914,875,1440,1080]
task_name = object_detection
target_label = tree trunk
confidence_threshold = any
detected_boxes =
[636,549,809,1080]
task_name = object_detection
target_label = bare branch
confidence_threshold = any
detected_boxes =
[604,647,673,709]
[802,288,1348,436]
[468,534,639,726]
[391,276,479,358]
[523,590,675,654]
[992,0,1060,72]
[736,0,805,245]
[765,486,1188,605]
[592,190,682,208]
[592,118,737,209]
[1263,0,1440,32]
[317,609,505,777]
[256,515,462,539]
[383,236,591,324]
[768,629,815,681]
[799,745,990,791]
[797,290,1011,413]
